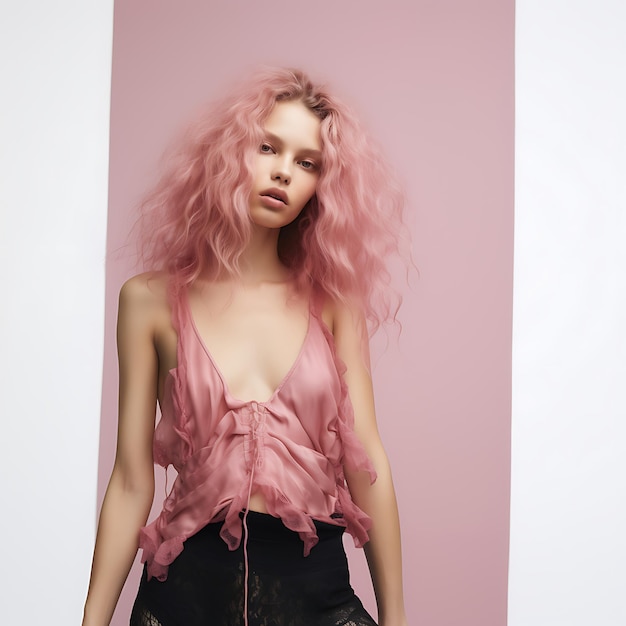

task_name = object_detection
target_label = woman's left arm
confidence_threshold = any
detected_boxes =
[331,302,408,626]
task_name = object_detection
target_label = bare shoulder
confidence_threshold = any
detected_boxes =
[322,296,366,341]
[323,297,376,435]
[118,272,171,332]
[120,272,168,304]
[321,296,370,373]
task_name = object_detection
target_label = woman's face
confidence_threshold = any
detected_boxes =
[249,100,322,229]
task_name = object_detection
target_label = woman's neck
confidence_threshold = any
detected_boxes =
[237,224,289,285]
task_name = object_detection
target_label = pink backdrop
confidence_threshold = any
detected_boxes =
[100,1,514,623]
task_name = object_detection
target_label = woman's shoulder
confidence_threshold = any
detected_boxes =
[317,293,371,381]
[318,293,366,341]
[120,271,169,300]
[118,272,172,326]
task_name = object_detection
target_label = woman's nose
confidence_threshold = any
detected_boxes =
[271,159,291,185]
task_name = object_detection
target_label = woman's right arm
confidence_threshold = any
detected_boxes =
[82,276,161,626]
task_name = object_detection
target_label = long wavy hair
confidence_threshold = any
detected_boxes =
[139,67,406,331]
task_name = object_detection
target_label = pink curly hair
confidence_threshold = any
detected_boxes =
[139,67,406,330]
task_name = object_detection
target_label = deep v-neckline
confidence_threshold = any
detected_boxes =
[183,288,313,406]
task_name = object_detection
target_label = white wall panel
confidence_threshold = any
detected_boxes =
[511,2,626,624]
[0,2,113,623]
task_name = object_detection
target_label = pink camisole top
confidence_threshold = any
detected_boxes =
[139,288,377,582]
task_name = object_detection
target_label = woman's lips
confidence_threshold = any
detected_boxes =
[260,187,288,204]
[259,194,287,210]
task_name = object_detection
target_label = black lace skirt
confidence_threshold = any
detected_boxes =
[130,511,377,626]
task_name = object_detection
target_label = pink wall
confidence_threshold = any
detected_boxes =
[100,1,514,623]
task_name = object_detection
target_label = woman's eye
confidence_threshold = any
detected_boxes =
[260,143,273,153]
[300,160,316,170]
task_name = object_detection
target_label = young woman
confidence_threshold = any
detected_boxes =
[83,67,408,626]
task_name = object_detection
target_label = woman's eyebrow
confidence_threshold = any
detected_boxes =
[264,131,283,146]
[264,132,322,160]
[301,147,323,161]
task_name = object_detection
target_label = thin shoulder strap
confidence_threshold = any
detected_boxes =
[166,279,189,369]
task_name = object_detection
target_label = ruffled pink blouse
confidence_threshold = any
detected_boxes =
[139,288,377,582]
